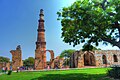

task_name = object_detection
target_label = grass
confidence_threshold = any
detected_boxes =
[0,70,2,73]
[0,68,111,80]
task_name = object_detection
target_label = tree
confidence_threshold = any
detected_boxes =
[23,57,35,67]
[0,56,10,63]
[60,49,75,66]
[82,44,101,51]
[57,0,120,50]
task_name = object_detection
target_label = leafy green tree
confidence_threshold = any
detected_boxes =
[60,49,75,66]
[57,0,120,50]
[23,57,34,67]
[0,56,10,63]
[82,43,101,51]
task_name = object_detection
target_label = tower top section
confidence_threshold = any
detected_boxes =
[39,9,44,21]
[40,9,44,15]
[36,9,46,50]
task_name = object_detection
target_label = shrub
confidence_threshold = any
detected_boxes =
[107,65,120,79]
[7,70,12,75]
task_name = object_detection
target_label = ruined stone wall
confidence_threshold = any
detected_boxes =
[95,50,120,67]
[35,50,44,70]
[53,56,64,69]
[0,63,3,69]
[77,51,85,68]
[70,50,120,68]
[10,45,23,70]
[0,62,10,70]
[35,50,55,70]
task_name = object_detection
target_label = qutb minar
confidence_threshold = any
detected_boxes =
[34,9,47,70]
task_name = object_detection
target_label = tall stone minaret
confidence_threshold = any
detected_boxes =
[35,9,46,70]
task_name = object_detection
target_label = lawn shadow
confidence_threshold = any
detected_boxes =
[31,73,110,80]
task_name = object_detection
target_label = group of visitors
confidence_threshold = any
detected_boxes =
[45,65,60,69]
[16,66,34,72]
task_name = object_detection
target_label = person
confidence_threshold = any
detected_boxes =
[47,65,50,70]
[10,66,12,70]
[4,67,8,74]
[55,65,59,69]
[2,67,5,73]
[17,67,19,73]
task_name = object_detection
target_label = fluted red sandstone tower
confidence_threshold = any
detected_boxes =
[35,9,46,70]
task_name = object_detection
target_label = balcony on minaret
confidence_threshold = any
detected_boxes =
[37,29,45,32]
[39,9,44,21]
[40,9,44,15]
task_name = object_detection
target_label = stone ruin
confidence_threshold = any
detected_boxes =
[0,56,10,70]
[53,56,64,69]
[10,45,23,70]
[70,50,120,68]
[35,49,55,69]
[0,62,10,70]
[34,9,57,70]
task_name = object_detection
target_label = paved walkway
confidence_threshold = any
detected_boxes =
[0,67,102,73]
[21,67,100,72]
[0,73,3,75]
[0,72,8,75]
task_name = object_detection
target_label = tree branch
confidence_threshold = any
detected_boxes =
[101,0,107,10]
[101,36,120,48]
[118,27,120,42]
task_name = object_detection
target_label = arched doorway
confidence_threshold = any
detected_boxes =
[113,54,118,62]
[84,52,96,66]
[46,51,51,65]
[45,50,54,69]
[102,55,107,64]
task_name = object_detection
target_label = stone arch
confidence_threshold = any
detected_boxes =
[113,54,118,62]
[46,50,54,61]
[45,50,54,68]
[102,55,107,64]
[83,51,96,66]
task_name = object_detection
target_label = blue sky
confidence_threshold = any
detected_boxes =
[0,0,119,61]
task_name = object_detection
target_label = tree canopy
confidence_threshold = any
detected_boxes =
[23,57,35,67]
[60,49,76,66]
[82,44,101,51]
[57,0,120,50]
[0,56,10,63]
[60,49,76,58]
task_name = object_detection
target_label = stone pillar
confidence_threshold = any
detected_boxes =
[10,45,23,70]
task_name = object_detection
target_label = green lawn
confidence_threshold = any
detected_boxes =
[0,68,111,80]
[0,70,2,73]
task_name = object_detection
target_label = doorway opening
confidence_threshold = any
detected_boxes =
[84,52,96,66]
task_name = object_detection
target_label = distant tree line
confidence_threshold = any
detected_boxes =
[23,57,35,68]
[0,56,10,63]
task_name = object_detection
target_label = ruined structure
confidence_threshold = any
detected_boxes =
[0,62,10,70]
[45,50,55,69]
[70,50,120,68]
[35,9,55,70]
[0,56,10,70]
[10,45,23,70]
[53,56,64,69]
